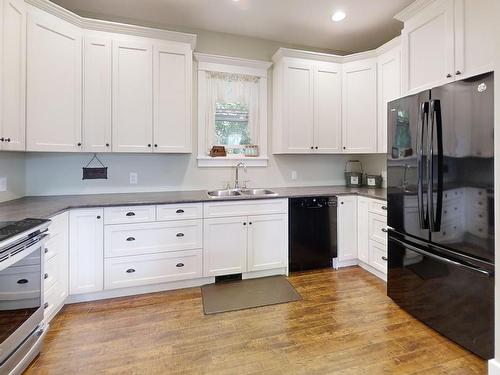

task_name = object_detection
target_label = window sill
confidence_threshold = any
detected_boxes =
[197,155,269,167]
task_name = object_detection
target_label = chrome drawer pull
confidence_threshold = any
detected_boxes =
[126,268,136,273]
[381,206,388,211]
[126,212,136,217]
[382,256,388,261]
[176,263,185,268]
[17,279,29,284]
[176,209,184,214]
[126,237,136,242]
[44,248,49,254]
[44,273,49,280]
[381,228,388,233]
[44,302,49,309]
[176,233,185,237]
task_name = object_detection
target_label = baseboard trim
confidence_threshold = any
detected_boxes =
[66,277,215,304]
[489,359,500,375]
[358,261,387,282]
[242,268,287,279]
[332,258,358,269]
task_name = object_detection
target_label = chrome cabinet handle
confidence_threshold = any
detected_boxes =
[17,279,29,284]
[381,228,388,233]
[44,273,49,280]
[381,206,387,210]
[126,268,136,273]
[176,209,184,214]
[44,302,49,309]
[44,248,49,254]
[176,263,184,268]
[176,233,184,237]
[456,70,461,75]
[382,256,388,261]
[126,212,135,216]
[126,237,135,241]
[446,73,452,78]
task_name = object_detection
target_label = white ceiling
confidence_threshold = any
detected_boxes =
[52,0,415,53]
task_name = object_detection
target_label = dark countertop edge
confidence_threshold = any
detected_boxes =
[0,186,387,221]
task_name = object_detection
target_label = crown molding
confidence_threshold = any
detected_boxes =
[194,52,272,74]
[272,48,344,63]
[375,36,401,55]
[25,0,197,49]
[342,49,377,63]
[394,0,436,22]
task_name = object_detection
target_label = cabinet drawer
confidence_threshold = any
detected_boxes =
[369,240,387,274]
[204,199,287,218]
[104,249,203,290]
[368,200,387,216]
[43,281,66,321]
[157,203,203,221]
[103,205,156,225]
[368,213,387,245]
[104,220,202,258]
[44,233,66,262]
[47,212,69,238]
[44,255,58,291]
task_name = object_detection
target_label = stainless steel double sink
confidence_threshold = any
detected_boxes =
[207,188,278,198]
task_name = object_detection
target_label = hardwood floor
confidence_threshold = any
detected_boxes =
[25,267,486,374]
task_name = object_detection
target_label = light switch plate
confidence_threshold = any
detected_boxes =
[291,171,298,181]
[129,172,138,185]
[0,177,7,192]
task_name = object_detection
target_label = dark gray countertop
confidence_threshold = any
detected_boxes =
[0,186,386,221]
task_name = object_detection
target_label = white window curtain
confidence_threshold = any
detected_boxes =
[205,71,260,153]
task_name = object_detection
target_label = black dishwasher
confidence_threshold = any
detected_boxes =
[289,196,337,272]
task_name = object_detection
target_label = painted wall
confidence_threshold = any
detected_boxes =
[0,152,26,202]
[19,24,386,197]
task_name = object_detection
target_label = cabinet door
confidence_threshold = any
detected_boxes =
[1,0,26,151]
[247,214,287,272]
[83,35,112,152]
[26,10,82,152]
[283,60,314,153]
[337,196,358,261]
[112,40,153,153]
[377,46,401,154]
[203,217,247,277]
[153,43,192,153]
[357,197,369,264]
[457,0,495,79]
[401,0,455,93]
[69,209,104,295]
[342,59,377,153]
[313,62,342,153]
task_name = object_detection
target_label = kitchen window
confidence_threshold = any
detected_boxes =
[195,53,271,167]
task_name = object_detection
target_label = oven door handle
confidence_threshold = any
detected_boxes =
[390,237,493,278]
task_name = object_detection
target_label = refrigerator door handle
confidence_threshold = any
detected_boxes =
[428,100,444,232]
[417,101,429,229]
[389,236,494,278]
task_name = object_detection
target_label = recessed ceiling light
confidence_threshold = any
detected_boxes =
[331,11,346,22]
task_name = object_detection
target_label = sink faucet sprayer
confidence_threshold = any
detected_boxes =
[235,162,247,189]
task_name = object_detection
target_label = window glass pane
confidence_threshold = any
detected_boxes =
[215,102,251,154]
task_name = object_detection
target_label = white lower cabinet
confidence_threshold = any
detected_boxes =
[69,208,104,295]
[104,250,202,290]
[203,200,288,277]
[203,216,248,277]
[337,195,358,263]
[43,212,69,323]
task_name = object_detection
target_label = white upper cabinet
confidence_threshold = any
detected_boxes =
[377,44,401,154]
[153,42,192,153]
[342,58,378,153]
[112,40,153,153]
[26,8,82,152]
[83,35,112,152]
[313,62,342,153]
[282,60,314,153]
[272,53,342,154]
[0,0,26,151]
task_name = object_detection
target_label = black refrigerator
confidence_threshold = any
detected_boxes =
[386,72,494,359]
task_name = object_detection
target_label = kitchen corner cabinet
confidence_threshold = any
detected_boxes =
[337,195,358,262]
[273,57,341,154]
[26,9,82,152]
[69,208,104,295]
[377,46,401,154]
[0,0,26,151]
[83,35,112,152]
[112,40,153,153]
[401,0,495,94]
[342,58,378,153]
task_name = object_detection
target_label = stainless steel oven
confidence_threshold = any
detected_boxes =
[0,219,50,375]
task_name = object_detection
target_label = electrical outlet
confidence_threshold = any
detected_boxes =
[0,177,6,192]
[291,171,298,181]
[129,172,138,185]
